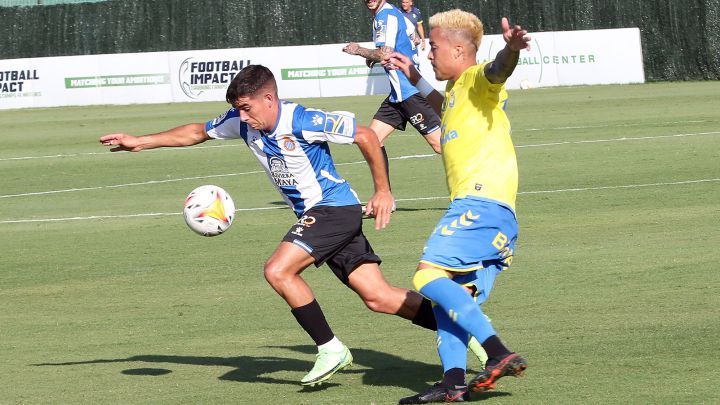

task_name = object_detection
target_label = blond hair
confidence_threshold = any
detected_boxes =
[429,9,484,50]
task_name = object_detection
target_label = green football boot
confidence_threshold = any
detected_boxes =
[300,344,353,386]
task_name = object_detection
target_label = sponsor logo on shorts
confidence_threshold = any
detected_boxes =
[409,113,424,125]
[291,215,316,236]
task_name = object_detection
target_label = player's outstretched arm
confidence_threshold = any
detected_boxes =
[485,17,531,84]
[382,51,443,115]
[354,125,394,230]
[99,123,210,152]
[343,43,392,64]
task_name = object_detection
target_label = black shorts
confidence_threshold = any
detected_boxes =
[281,204,381,285]
[373,93,441,136]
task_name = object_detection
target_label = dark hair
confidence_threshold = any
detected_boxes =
[225,65,277,105]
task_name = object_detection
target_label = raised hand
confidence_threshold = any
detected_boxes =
[501,17,531,52]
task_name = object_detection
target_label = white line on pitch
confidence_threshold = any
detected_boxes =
[1,131,717,200]
[0,170,265,199]
[393,119,712,136]
[1,178,717,224]
[0,143,240,162]
[2,125,717,162]
[516,131,720,148]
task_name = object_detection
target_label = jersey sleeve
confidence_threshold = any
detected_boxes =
[375,11,399,49]
[205,108,242,139]
[299,109,357,145]
[415,7,424,24]
[474,62,506,94]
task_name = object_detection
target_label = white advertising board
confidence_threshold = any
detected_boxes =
[0,28,644,110]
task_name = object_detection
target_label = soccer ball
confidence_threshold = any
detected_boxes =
[182,185,236,236]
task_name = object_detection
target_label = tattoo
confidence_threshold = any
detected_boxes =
[356,46,393,63]
[485,46,520,84]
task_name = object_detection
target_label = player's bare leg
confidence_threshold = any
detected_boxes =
[264,242,352,386]
[423,128,442,154]
[348,261,488,372]
[263,241,317,307]
[348,262,426,318]
[369,119,396,192]
[369,119,396,146]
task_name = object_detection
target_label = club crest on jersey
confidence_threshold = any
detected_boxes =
[280,136,297,151]
[269,157,298,187]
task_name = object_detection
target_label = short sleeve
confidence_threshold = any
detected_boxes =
[415,8,423,23]
[205,108,242,140]
[375,11,399,49]
[474,62,505,94]
[299,109,356,145]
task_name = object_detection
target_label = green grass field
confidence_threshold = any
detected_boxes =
[1,82,719,404]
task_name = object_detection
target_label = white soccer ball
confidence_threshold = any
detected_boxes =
[182,185,236,237]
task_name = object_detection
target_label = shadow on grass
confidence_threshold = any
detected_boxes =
[265,345,440,392]
[33,346,514,399]
[34,353,312,387]
[31,346,429,392]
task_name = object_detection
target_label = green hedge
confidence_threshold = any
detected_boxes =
[1,0,717,81]
[0,0,106,6]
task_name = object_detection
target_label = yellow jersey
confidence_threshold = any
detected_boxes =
[440,62,518,211]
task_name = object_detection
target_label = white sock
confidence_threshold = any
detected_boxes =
[318,336,344,352]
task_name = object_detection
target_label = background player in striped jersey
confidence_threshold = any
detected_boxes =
[383,10,531,403]
[99,65,442,387]
[343,0,442,191]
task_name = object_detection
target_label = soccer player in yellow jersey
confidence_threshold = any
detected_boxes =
[383,9,531,404]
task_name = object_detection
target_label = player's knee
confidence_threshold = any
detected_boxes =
[263,260,289,287]
[362,297,387,313]
[360,288,399,314]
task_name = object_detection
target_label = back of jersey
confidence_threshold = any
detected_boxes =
[374,2,419,103]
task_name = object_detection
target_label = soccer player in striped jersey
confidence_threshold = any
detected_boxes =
[99,65,442,387]
[383,10,531,403]
[343,0,442,191]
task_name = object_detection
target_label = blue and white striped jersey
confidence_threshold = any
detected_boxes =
[374,2,420,103]
[205,101,361,217]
